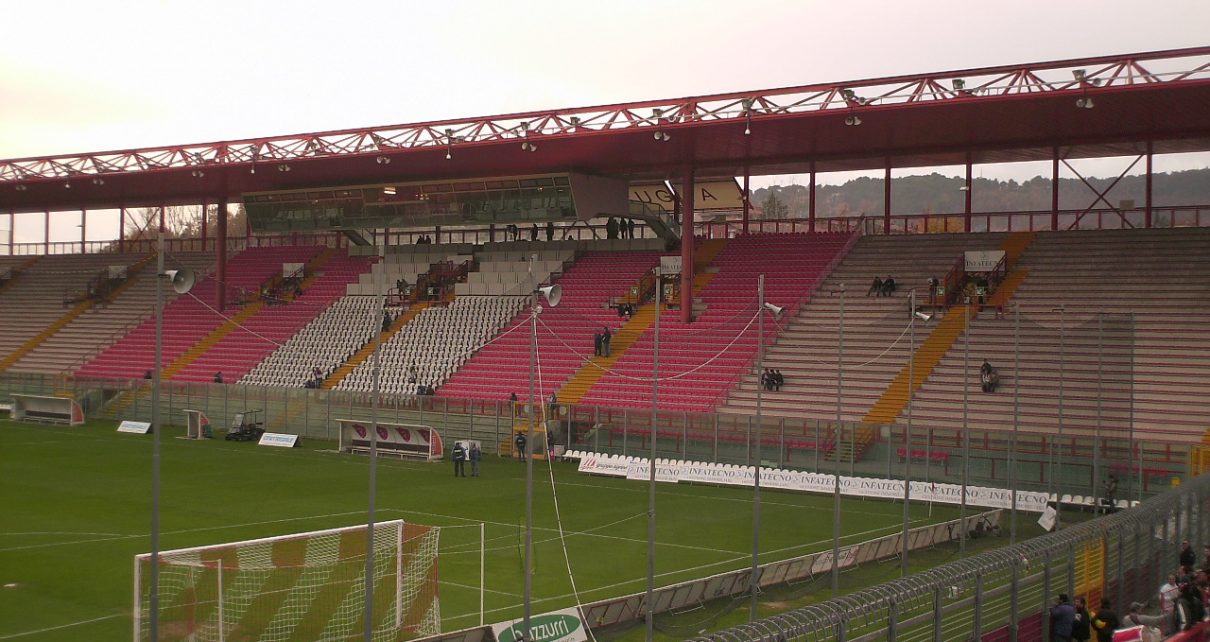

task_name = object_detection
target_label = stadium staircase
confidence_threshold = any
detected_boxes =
[0,253,156,371]
[0,256,40,298]
[841,232,1035,462]
[437,250,663,402]
[555,303,660,404]
[322,303,430,389]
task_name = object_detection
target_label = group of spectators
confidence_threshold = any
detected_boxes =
[605,217,638,239]
[594,327,613,357]
[1161,541,1210,632]
[304,366,324,388]
[414,234,434,244]
[760,368,784,391]
[867,275,897,297]
[616,303,637,319]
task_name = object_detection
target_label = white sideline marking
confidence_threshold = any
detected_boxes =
[0,531,129,538]
[0,613,121,640]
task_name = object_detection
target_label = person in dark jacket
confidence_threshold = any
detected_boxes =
[1051,594,1076,642]
[1091,598,1119,642]
[1072,597,1091,642]
[451,441,467,477]
[1180,540,1196,569]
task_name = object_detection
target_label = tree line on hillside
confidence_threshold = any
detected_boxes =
[754,169,1210,220]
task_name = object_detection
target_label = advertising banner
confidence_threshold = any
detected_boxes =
[492,607,588,642]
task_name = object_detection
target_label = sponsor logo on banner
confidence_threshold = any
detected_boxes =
[117,420,152,434]
[964,250,1006,273]
[258,432,299,448]
[492,607,587,642]
[624,461,682,483]
[577,456,630,477]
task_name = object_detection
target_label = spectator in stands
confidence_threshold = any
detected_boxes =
[601,327,612,357]
[1160,573,1181,616]
[1072,597,1091,642]
[514,431,527,461]
[451,441,467,477]
[1051,594,1076,642]
[593,330,603,357]
[761,368,772,391]
[469,442,481,477]
[1102,474,1118,512]
[773,369,784,391]
[545,221,554,241]
[881,276,896,296]
[144,370,153,380]
[407,364,418,384]
[382,311,392,332]
[1180,540,1196,570]
[510,392,519,418]
[628,219,637,238]
[980,360,999,393]
[606,216,620,239]
[530,224,539,241]
[1175,583,1205,630]
[505,224,518,241]
[928,276,940,307]
[868,276,883,297]
[214,371,223,384]
[1091,598,1119,642]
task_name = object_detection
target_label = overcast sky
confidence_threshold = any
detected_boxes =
[2,0,1208,241]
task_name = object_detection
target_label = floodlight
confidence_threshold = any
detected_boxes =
[64,182,71,189]
[92,177,105,186]
[653,131,671,142]
[15,184,26,191]
[277,164,291,172]
[844,115,862,126]
[952,79,965,91]
[1072,69,1086,82]
[521,142,538,152]
[191,170,204,178]
[376,155,390,165]
[1076,97,1095,110]
[842,89,856,101]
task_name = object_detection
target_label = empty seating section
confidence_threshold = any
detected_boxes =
[346,244,475,296]
[438,251,663,402]
[455,248,573,296]
[905,227,1210,442]
[719,233,1009,421]
[175,249,372,382]
[17,252,217,375]
[336,295,529,394]
[0,252,154,368]
[242,296,384,387]
[581,233,849,412]
[76,246,324,381]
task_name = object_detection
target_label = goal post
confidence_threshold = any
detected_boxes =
[134,519,440,642]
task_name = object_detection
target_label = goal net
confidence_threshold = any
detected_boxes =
[134,519,440,642]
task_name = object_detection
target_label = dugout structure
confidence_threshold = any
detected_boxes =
[338,419,444,461]
[134,519,440,642]
[9,394,83,425]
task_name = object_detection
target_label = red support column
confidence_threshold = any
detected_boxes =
[680,168,695,323]
[216,198,228,311]
[201,200,208,251]
[1145,141,1153,228]
[1051,148,1060,231]
[964,154,973,233]
[119,207,126,253]
[883,161,892,234]
[808,166,816,233]
[741,168,750,235]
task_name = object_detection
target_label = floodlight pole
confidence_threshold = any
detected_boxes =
[1054,305,1065,531]
[149,231,165,641]
[832,284,844,596]
[524,256,537,642]
[645,269,661,642]
[364,237,386,641]
[750,274,766,622]
[1011,302,1019,545]
[901,289,915,578]
[961,297,970,556]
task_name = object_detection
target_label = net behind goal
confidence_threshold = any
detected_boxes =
[134,519,440,642]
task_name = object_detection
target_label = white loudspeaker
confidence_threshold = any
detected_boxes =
[763,302,784,318]
[164,268,195,294]
[537,284,561,307]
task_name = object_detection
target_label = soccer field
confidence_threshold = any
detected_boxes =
[0,418,967,641]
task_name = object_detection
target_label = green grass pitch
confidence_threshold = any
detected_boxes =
[0,418,967,641]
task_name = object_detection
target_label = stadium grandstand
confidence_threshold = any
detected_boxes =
[4,46,1210,642]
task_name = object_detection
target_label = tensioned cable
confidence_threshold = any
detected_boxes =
[532,328,598,642]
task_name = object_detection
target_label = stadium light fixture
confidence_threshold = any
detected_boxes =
[1076,97,1095,110]
[653,130,671,142]
[952,78,966,91]
[521,141,538,152]
[64,182,72,189]
[1072,69,1086,83]
[844,115,862,127]
[191,170,204,178]
[444,128,455,160]
[14,184,26,191]
[92,177,105,186]
[742,97,755,136]
[376,155,390,165]
[277,164,291,172]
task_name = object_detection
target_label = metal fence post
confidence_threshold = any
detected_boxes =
[1010,562,1019,642]
[972,571,983,641]
[887,598,897,642]
[933,587,943,642]
[1042,550,1052,642]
